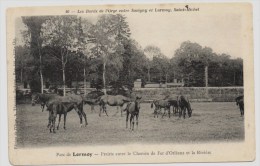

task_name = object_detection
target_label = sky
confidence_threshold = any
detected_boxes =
[125,11,243,59]
[16,9,244,59]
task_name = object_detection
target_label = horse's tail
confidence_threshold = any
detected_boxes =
[151,102,154,108]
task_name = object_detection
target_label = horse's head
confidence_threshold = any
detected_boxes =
[31,93,40,106]
[135,96,142,111]
[188,109,193,117]
[187,100,192,117]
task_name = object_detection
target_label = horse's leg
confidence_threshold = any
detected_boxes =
[99,104,102,117]
[53,116,56,133]
[81,110,88,126]
[126,111,129,128]
[168,108,171,118]
[183,108,186,119]
[49,116,53,133]
[104,105,109,117]
[131,114,135,131]
[41,103,45,112]
[136,114,139,130]
[130,114,133,130]
[162,108,166,118]
[121,106,123,117]
[63,112,67,130]
[91,105,95,113]
[57,114,61,130]
[49,120,52,133]
[76,110,83,127]
[52,110,57,133]
[179,108,182,118]
[47,111,51,128]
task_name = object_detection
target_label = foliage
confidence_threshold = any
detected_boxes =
[16,15,243,91]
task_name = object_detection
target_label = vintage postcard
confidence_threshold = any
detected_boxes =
[7,3,255,165]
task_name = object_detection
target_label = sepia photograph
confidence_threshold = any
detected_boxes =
[5,2,255,165]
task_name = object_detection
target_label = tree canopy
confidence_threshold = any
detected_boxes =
[16,15,243,93]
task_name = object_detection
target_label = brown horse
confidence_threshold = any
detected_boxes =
[177,96,192,119]
[32,93,88,127]
[47,100,87,132]
[125,97,142,130]
[83,91,104,112]
[98,95,131,117]
[31,93,59,111]
[151,99,171,118]
[235,95,244,116]
[168,99,179,115]
[48,101,68,133]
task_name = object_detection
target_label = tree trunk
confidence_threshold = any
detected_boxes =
[148,67,150,82]
[103,62,107,95]
[40,55,44,94]
[62,56,66,96]
[20,68,23,83]
[37,39,44,94]
[84,67,86,95]
[40,69,44,93]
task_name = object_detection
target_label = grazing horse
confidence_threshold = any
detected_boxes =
[32,93,88,127]
[84,91,104,112]
[168,99,179,115]
[151,99,171,118]
[98,95,131,117]
[235,95,244,116]
[177,96,192,119]
[125,97,142,130]
[47,100,87,131]
[31,93,59,111]
[48,101,66,133]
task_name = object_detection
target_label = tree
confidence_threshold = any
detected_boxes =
[115,39,147,88]
[144,45,162,82]
[41,16,78,96]
[90,14,126,95]
[15,45,33,84]
[174,41,206,86]
[74,17,94,95]
[152,53,170,83]
[22,16,49,93]
[174,41,243,87]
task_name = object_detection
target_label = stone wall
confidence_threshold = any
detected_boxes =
[133,87,244,102]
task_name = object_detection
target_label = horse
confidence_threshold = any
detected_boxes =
[124,97,142,130]
[47,99,88,131]
[48,101,67,133]
[98,95,131,117]
[177,96,192,119]
[235,95,244,116]
[32,93,88,127]
[168,99,179,115]
[83,91,104,112]
[31,93,59,111]
[151,99,171,118]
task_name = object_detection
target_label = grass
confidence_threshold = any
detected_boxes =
[15,102,244,148]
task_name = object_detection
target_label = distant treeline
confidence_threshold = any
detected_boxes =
[15,15,243,94]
